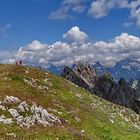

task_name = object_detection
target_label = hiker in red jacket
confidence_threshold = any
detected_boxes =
[16,60,22,65]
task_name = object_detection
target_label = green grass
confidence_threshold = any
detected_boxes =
[0,64,139,140]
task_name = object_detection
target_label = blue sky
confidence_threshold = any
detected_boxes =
[0,0,140,51]
[0,0,140,67]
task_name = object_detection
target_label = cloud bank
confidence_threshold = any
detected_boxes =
[1,26,140,68]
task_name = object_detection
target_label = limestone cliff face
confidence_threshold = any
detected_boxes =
[61,63,140,114]
[61,65,92,91]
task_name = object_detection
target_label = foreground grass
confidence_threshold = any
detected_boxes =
[0,64,139,140]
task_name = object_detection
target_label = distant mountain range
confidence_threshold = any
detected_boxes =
[45,59,140,81]
[104,59,140,81]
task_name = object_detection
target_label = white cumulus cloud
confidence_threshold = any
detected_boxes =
[25,40,46,51]
[88,0,129,18]
[63,26,88,43]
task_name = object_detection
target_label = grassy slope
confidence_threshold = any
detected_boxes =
[0,64,139,140]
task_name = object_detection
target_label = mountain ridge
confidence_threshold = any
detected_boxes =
[45,59,140,81]
[61,63,140,114]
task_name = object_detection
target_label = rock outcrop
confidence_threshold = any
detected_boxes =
[61,63,98,91]
[61,66,91,91]
[94,76,140,113]
[0,96,61,128]
[3,96,21,105]
[61,63,140,114]
[129,79,140,101]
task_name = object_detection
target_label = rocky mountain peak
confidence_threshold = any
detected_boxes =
[103,70,114,81]
[74,62,98,86]
[118,78,126,86]
[61,63,140,114]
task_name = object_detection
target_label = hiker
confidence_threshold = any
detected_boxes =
[15,60,22,65]
[19,60,22,65]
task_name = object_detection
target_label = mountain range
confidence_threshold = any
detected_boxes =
[46,59,140,81]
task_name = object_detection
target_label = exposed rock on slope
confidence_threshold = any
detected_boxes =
[0,96,61,128]
[61,63,140,114]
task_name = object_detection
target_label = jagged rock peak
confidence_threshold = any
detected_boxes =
[118,78,126,86]
[74,62,98,78]
[102,70,114,81]
[61,63,99,89]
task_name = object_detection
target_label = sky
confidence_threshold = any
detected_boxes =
[0,0,140,67]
